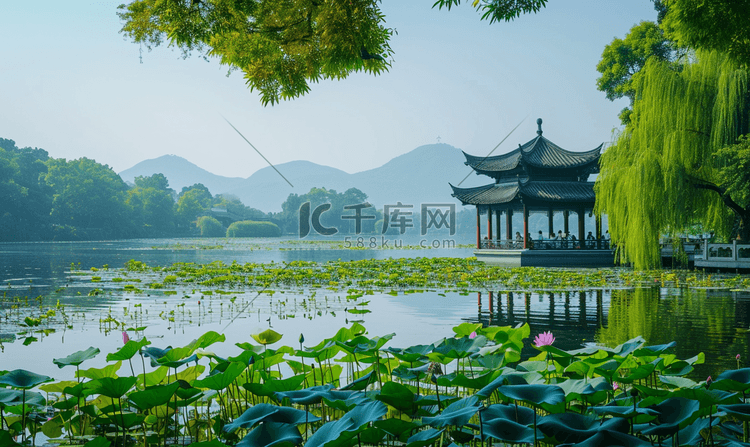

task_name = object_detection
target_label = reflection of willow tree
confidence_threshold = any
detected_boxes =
[597,288,749,377]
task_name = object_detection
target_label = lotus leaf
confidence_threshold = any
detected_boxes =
[53,347,100,368]
[322,390,369,412]
[719,404,750,421]
[224,403,320,433]
[538,412,629,444]
[633,341,676,357]
[106,338,151,362]
[487,384,565,408]
[714,368,750,393]
[305,400,387,447]
[0,370,53,389]
[405,428,445,447]
[189,441,228,447]
[638,397,701,437]
[435,371,502,390]
[142,346,173,367]
[237,421,302,447]
[475,372,544,399]
[659,375,700,389]
[275,384,335,405]
[430,335,487,360]
[128,381,181,410]
[384,344,434,363]
[482,418,537,445]
[422,396,479,428]
[557,377,611,405]
[613,336,646,357]
[243,374,307,398]
[373,418,420,440]
[452,323,482,337]
[375,381,419,414]
[83,437,112,447]
[193,362,245,390]
[77,361,123,380]
[252,329,283,346]
[591,404,658,421]
[0,429,21,446]
[339,371,376,391]
[559,429,651,447]
[358,426,387,445]
[87,376,137,399]
[110,411,145,429]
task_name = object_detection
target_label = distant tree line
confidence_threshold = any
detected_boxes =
[0,137,276,241]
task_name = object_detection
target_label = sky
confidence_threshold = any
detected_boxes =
[1,1,659,179]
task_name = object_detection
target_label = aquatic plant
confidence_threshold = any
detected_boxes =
[2,321,750,446]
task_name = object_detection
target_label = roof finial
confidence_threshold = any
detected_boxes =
[536,118,543,136]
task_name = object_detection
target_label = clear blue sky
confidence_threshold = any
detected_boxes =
[1,1,657,178]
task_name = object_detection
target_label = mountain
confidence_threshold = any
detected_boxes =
[119,154,246,194]
[118,144,487,212]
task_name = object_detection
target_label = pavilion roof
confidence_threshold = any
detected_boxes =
[450,179,596,206]
[463,135,602,175]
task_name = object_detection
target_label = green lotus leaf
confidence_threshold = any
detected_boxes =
[483,403,536,426]
[481,418,537,445]
[422,396,479,428]
[305,400,387,447]
[128,381,180,410]
[638,397,701,437]
[337,371,375,392]
[375,381,418,414]
[142,346,173,367]
[436,370,502,390]
[616,358,662,384]
[718,404,750,421]
[633,341,676,357]
[236,421,302,447]
[53,347,100,368]
[77,362,122,380]
[243,374,307,398]
[557,377,611,405]
[193,362,245,391]
[194,331,227,349]
[430,335,487,360]
[452,323,482,337]
[87,376,137,399]
[41,416,64,438]
[373,418,421,440]
[252,329,283,346]
[322,390,369,412]
[494,384,565,408]
[538,412,629,445]
[156,350,198,369]
[188,441,228,447]
[566,429,652,447]
[672,387,739,407]
[106,338,151,362]
[658,376,699,389]
[225,403,321,433]
[713,368,750,392]
[591,404,658,420]
[358,426,386,445]
[0,370,53,389]
[0,389,24,407]
[613,336,646,357]
[384,344,434,363]
[110,411,145,429]
[0,429,22,446]
[405,428,445,447]
[83,437,112,447]
[275,385,335,406]
[475,374,546,399]
[39,380,77,394]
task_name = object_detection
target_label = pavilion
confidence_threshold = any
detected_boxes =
[450,118,613,267]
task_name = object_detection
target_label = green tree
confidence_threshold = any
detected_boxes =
[596,21,679,124]
[226,220,281,237]
[118,0,555,104]
[134,173,173,194]
[196,215,224,237]
[118,0,393,105]
[662,0,750,67]
[45,158,133,239]
[176,184,214,229]
[595,51,749,269]
[127,174,176,236]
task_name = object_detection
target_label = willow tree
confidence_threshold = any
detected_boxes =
[595,51,749,269]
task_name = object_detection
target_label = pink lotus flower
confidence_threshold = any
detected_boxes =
[469,331,477,339]
[534,331,555,347]
[612,382,620,391]
[737,354,741,360]
[122,331,130,344]
[706,376,712,388]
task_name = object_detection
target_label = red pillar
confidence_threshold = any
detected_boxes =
[476,207,481,249]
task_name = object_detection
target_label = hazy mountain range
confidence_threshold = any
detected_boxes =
[119,144,487,213]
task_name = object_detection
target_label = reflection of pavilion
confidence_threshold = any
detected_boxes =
[451,119,614,267]
[467,291,608,353]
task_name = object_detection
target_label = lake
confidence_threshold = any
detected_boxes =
[1,238,749,382]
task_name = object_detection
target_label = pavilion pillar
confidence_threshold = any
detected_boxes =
[476,207,481,249]
[523,204,529,249]
[495,211,502,244]
[595,215,602,239]
[506,209,513,242]
[487,208,493,242]
[548,208,554,238]
[563,210,570,236]
[578,208,585,246]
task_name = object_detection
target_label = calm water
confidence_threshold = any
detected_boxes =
[1,238,749,381]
